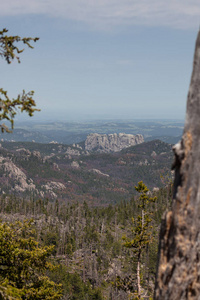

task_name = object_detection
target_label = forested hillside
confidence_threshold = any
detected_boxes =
[0,140,173,205]
[0,184,172,299]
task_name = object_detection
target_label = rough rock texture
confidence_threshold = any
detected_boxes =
[16,148,31,156]
[0,152,66,198]
[0,156,36,192]
[41,181,66,198]
[85,133,144,153]
[65,147,81,156]
[90,169,110,177]
[71,161,80,168]
[155,31,200,299]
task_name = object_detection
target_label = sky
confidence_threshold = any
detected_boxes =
[0,1,199,121]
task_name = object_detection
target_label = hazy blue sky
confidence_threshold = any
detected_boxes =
[1,1,199,121]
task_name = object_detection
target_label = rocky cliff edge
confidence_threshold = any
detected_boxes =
[85,133,144,153]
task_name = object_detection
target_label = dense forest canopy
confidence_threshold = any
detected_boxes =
[0,184,172,299]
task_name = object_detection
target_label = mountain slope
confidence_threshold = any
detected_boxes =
[0,140,173,205]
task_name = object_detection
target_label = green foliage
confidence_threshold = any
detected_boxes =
[123,181,156,252]
[0,220,62,299]
[112,241,122,257]
[122,181,157,299]
[49,265,104,300]
[41,230,59,256]
[84,225,100,244]
[0,183,172,299]
[0,28,39,64]
[0,28,40,133]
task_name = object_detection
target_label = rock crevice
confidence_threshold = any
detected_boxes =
[155,30,200,300]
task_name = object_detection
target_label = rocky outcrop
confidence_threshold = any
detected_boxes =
[41,181,66,198]
[0,156,36,192]
[85,133,144,153]
[0,154,65,198]
[16,148,31,156]
[71,161,80,168]
[155,31,200,299]
[90,169,110,177]
[65,147,81,156]
[43,153,55,162]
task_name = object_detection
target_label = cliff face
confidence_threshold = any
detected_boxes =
[0,156,36,193]
[155,31,200,299]
[85,133,144,153]
[0,155,66,197]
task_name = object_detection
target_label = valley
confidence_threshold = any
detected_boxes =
[0,121,175,298]
[0,128,175,299]
[0,138,173,205]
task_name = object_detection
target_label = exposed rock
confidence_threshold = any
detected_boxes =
[65,147,81,156]
[75,144,82,150]
[41,181,66,198]
[42,181,66,191]
[155,31,200,299]
[16,148,31,156]
[160,152,167,155]
[138,159,149,166]
[43,153,55,162]
[53,163,60,171]
[85,133,144,153]
[71,161,80,168]
[0,156,36,192]
[151,151,157,157]
[32,151,41,159]
[90,169,110,177]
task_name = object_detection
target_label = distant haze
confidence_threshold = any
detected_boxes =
[0,1,197,122]
[15,109,186,123]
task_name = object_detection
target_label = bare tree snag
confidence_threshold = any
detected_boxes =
[154,31,200,299]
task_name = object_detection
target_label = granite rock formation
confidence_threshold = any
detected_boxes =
[155,31,200,299]
[85,133,144,153]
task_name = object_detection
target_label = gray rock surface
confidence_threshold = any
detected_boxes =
[85,133,144,153]
[65,147,81,156]
[90,169,110,177]
[71,161,80,168]
[155,31,200,299]
[0,156,36,192]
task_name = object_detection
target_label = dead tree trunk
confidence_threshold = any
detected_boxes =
[137,250,141,298]
[154,30,200,299]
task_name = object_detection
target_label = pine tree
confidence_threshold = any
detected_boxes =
[0,220,62,299]
[0,28,40,133]
[123,181,156,299]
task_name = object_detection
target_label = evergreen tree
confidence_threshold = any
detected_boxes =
[123,181,156,299]
[0,28,40,133]
[0,220,62,299]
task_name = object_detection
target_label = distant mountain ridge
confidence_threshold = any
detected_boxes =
[1,120,183,144]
